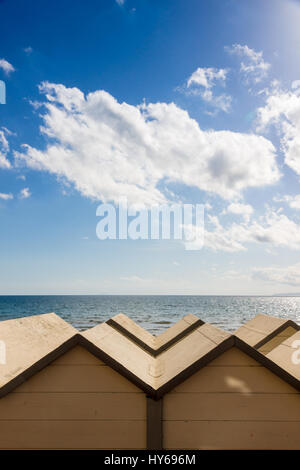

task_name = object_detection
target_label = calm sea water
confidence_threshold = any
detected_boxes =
[0,295,299,334]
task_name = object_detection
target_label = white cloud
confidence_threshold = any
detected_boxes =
[226,44,270,84]
[0,59,15,76]
[19,187,31,199]
[224,202,254,222]
[185,67,231,112]
[116,0,125,5]
[253,263,300,286]
[23,46,33,55]
[187,67,227,88]
[274,194,300,209]
[186,210,300,252]
[0,192,13,200]
[15,82,280,205]
[0,128,12,169]
[256,85,300,176]
[204,202,212,211]
[292,80,300,90]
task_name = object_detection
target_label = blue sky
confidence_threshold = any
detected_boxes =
[1,0,300,294]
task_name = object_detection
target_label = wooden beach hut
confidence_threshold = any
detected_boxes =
[0,312,298,449]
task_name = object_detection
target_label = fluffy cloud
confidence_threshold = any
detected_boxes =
[0,59,15,75]
[274,194,300,209]
[186,210,300,252]
[253,263,300,287]
[226,44,270,84]
[0,192,13,200]
[185,67,231,112]
[223,202,254,222]
[19,187,31,199]
[187,67,227,88]
[0,128,12,169]
[15,82,280,205]
[257,83,300,176]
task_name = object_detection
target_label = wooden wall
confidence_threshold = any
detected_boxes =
[0,343,299,449]
[0,345,146,449]
[163,347,300,449]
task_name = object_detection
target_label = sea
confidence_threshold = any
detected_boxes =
[0,295,299,334]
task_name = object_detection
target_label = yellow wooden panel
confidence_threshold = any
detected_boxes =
[164,420,300,449]
[0,420,146,449]
[170,362,296,394]
[53,345,104,365]
[164,392,300,421]
[0,392,146,420]
[207,348,260,367]
[163,421,300,450]
[14,364,142,393]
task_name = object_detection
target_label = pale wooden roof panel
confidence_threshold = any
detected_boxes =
[266,330,300,381]
[234,314,288,347]
[0,313,77,388]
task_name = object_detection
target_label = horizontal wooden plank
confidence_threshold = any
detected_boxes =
[14,364,142,393]
[206,348,260,367]
[53,346,104,365]
[170,365,297,394]
[0,420,146,449]
[164,420,300,449]
[0,392,146,420]
[164,392,300,421]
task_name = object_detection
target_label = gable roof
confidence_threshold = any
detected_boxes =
[234,313,299,349]
[0,312,299,399]
[81,319,233,397]
[0,313,78,397]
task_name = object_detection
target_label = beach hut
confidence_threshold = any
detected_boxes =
[0,312,298,449]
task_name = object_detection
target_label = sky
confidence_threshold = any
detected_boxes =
[1,0,300,295]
